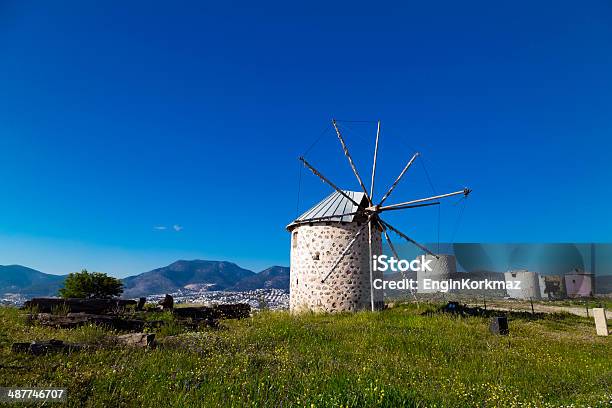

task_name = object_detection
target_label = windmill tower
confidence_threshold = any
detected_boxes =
[287,120,470,312]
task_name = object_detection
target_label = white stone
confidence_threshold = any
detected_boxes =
[593,308,609,336]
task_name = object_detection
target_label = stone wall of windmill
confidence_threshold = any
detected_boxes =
[289,222,383,312]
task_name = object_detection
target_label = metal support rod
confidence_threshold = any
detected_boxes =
[378,152,420,206]
[332,119,371,203]
[378,188,471,212]
[370,120,380,202]
[368,219,374,311]
[299,157,361,207]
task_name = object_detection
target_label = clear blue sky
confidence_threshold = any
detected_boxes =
[1,1,611,277]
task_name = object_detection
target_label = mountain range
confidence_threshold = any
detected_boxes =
[0,261,290,298]
[122,260,261,297]
[2,261,611,298]
[0,265,66,296]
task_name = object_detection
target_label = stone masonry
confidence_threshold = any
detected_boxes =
[289,221,383,313]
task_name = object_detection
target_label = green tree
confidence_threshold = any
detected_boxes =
[59,269,123,299]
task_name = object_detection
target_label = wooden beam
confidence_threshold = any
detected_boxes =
[332,119,371,203]
[299,157,361,207]
[367,201,440,212]
[379,189,470,212]
[378,152,419,206]
[379,219,438,258]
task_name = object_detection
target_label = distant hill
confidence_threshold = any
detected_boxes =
[229,266,290,291]
[595,275,612,294]
[0,265,65,296]
[122,260,256,297]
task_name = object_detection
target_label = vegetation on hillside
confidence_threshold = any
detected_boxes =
[0,303,610,407]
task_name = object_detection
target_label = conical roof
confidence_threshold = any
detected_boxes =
[287,191,368,230]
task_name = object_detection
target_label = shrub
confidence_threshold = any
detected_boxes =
[59,269,123,299]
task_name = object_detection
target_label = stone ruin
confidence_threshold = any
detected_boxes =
[13,296,252,354]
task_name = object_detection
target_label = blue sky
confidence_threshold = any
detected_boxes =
[1,1,611,277]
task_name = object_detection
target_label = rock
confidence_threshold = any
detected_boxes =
[173,307,219,319]
[213,303,250,319]
[593,308,609,336]
[12,339,81,355]
[117,333,156,348]
[33,313,146,331]
[136,297,146,311]
[159,294,174,310]
[172,303,250,320]
[489,316,509,335]
[23,298,137,314]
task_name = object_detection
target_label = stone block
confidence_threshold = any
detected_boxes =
[593,308,609,336]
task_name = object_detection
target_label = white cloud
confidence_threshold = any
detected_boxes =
[154,225,183,232]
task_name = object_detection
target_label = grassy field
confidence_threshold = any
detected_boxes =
[0,303,610,407]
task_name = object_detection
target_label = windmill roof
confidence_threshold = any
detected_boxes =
[287,190,368,230]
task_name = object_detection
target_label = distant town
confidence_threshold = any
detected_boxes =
[147,288,289,310]
[1,288,289,310]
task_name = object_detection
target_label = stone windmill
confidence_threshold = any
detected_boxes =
[287,120,470,312]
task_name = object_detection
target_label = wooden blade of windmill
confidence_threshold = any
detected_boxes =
[378,189,471,212]
[370,120,380,202]
[320,220,370,284]
[379,219,438,258]
[299,156,361,207]
[332,119,372,204]
[383,229,400,260]
[378,152,420,206]
[370,202,440,212]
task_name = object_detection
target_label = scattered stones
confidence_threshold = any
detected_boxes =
[173,307,218,320]
[117,333,156,348]
[159,294,174,310]
[489,316,509,335]
[172,304,251,320]
[33,313,146,331]
[427,301,566,323]
[23,298,137,314]
[136,297,146,311]
[12,339,81,355]
[214,303,251,319]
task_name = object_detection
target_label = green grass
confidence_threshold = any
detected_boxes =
[0,304,610,407]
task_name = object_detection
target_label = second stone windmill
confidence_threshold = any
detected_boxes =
[287,120,471,313]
